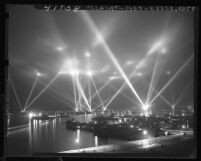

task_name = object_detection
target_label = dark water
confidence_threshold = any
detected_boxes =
[6,114,125,156]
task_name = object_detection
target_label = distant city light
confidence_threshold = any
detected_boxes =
[143,130,147,135]
[29,112,34,119]
[130,125,134,128]
[182,125,186,129]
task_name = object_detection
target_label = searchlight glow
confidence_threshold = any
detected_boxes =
[125,60,133,66]
[37,72,41,77]
[86,70,93,77]
[142,104,150,111]
[56,47,64,51]
[85,51,91,58]
[70,69,79,76]
[147,39,166,55]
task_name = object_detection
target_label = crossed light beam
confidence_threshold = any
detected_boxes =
[24,64,69,111]
[38,80,76,110]
[90,76,105,111]
[24,73,61,111]
[149,54,194,105]
[23,72,41,111]
[100,39,167,111]
[143,78,172,108]
[80,11,144,108]
[75,72,91,112]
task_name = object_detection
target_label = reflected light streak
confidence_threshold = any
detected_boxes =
[95,136,98,146]
[80,11,143,106]
[150,55,194,104]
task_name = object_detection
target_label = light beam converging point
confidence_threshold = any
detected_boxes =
[75,73,91,112]
[149,54,194,105]
[90,76,105,111]
[80,11,144,107]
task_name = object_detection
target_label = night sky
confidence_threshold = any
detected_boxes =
[7,5,194,113]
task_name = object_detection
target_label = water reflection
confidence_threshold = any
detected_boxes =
[95,136,98,147]
[7,114,125,156]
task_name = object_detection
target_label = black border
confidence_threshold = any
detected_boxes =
[1,0,200,160]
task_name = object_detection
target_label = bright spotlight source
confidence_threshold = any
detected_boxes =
[142,104,150,111]
[75,108,79,112]
[75,138,79,143]
[86,70,93,77]
[37,72,41,77]
[70,69,79,76]
[56,47,64,51]
[85,52,91,58]
[143,130,147,135]
[29,112,34,119]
